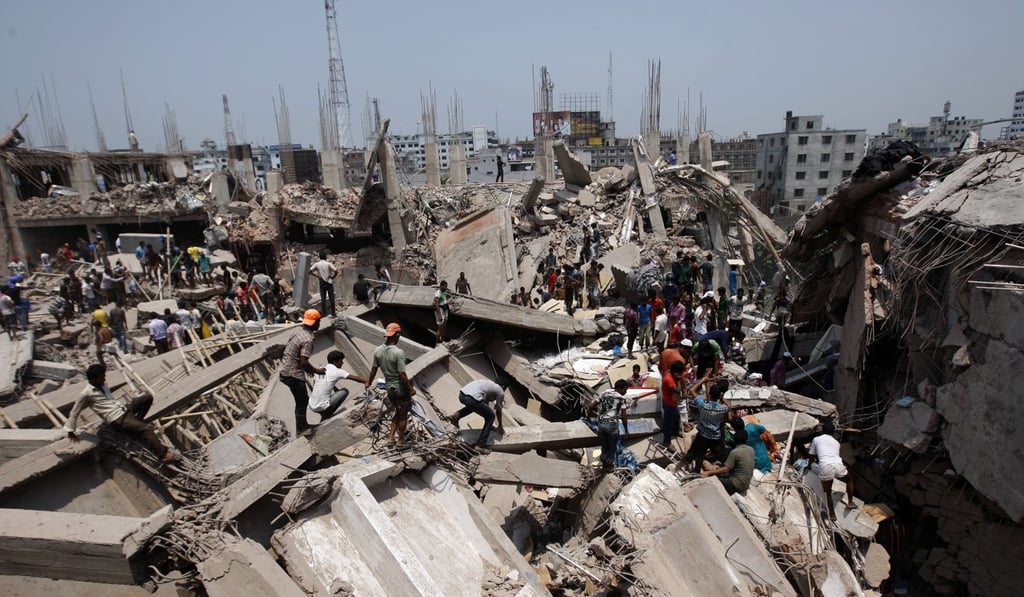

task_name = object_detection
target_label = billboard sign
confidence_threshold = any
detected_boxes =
[570,111,600,138]
[533,111,571,138]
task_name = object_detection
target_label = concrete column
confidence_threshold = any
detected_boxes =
[424,141,441,187]
[0,159,25,266]
[646,131,662,161]
[210,171,231,211]
[71,155,98,200]
[241,157,257,194]
[320,148,347,192]
[448,144,467,185]
[266,171,285,262]
[382,142,407,251]
[293,251,312,309]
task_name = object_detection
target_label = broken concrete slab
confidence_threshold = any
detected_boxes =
[0,331,33,401]
[552,141,592,187]
[0,429,64,462]
[488,421,597,453]
[198,534,306,597]
[135,299,178,321]
[751,409,820,440]
[474,451,585,488]
[434,208,518,303]
[878,399,940,453]
[26,359,78,381]
[0,506,171,584]
[212,437,312,520]
[340,314,430,360]
[577,188,596,207]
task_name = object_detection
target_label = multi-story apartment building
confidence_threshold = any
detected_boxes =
[1000,89,1024,140]
[388,126,499,172]
[754,112,866,222]
[869,102,984,155]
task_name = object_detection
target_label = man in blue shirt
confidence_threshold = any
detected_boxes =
[679,378,732,473]
[637,301,653,350]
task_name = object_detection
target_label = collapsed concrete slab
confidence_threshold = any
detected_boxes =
[552,141,592,187]
[0,505,171,584]
[474,451,585,488]
[434,208,519,303]
[198,534,307,597]
[272,457,546,596]
[608,465,795,596]
[877,399,940,453]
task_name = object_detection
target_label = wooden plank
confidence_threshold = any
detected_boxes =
[474,451,585,488]
[377,285,592,337]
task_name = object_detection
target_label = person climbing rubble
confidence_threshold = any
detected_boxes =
[433,280,450,343]
[65,364,177,463]
[805,420,855,519]
[587,379,629,470]
[279,309,325,436]
[449,378,508,448]
[365,323,415,447]
[679,377,733,474]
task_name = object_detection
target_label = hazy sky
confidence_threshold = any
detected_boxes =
[2,0,1022,152]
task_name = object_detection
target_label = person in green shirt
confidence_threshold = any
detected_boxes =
[702,426,755,495]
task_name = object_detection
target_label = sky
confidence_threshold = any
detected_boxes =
[2,0,1022,152]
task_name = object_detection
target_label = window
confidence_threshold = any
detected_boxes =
[822,135,832,144]
[819,170,829,179]
[806,121,814,130]
[757,170,762,178]
[820,153,830,162]
[798,136,808,145]
[790,120,798,131]
[845,134,857,143]
[769,155,774,163]
[794,188,805,197]
[795,171,806,180]
[844,152,854,161]
[817,187,828,196]
[842,169,852,177]
[798,205,806,211]
[796,154,807,163]
[770,138,775,146]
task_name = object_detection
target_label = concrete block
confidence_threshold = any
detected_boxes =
[226,201,250,217]
[877,400,940,453]
[578,189,596,207]
[0,429,64,461]
[293,251,312,310]
[27,360,78,381]
[552,141,593,187]
[199,535,306,597]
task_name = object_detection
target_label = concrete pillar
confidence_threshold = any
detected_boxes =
[382,142,407,251]
[698,131,713,172]
[266,171,285,262]
[71,155,98,200]
[678,132,690,164]
[424,141,441,187]
[320,148,347,193]
[448,143,467,185]
[210,171,231,211]
[646,131,662,162]
[0,160,25,267]
[294,251,313,310]
[544,140,556,182]
[241,157,257,194]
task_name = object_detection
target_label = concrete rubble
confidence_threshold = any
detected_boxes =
[1,132,1022,596]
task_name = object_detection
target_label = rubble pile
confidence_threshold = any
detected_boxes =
[13,179,210,220]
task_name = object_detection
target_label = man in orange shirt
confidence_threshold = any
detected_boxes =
[660,360,686,448]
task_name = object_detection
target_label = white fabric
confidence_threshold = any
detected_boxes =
[310,260,336,281]
[310,363,350,411]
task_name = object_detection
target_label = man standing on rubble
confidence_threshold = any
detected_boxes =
[562,265,580,316]
[433,280,450,344]
[449,378,508,447]
[623,304,639,358]
[250,269,275,322]
[588,379,629,470]
[636,299,653,351]
[694,338,723,379]
[728,287,747,336]
[806,420,855,518]
[660,361,687,448]
[309,253,338,318]
[771,352,793,387]
[700,253,715,292]
[365,323,415,447]
[279,309,325,436]
[585,260,601,308]
[455,272,472,295]
[65,364,177,463]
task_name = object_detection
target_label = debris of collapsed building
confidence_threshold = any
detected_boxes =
[1,128,1021,596]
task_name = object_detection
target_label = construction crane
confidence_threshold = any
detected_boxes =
[222,94,236,148]
[324,0,353,149]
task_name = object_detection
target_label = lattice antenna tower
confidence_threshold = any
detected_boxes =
[222,94,237,148]
[88,83,107,152]
[324,0,353,149]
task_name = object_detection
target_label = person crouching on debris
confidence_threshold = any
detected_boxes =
[449,378,508,447]
[365,323,415,447]
[701,425,754,495]
[65,364,177,462]
[279,309,325,436]
[679,377,732,474]
[806,420,854,518]
[309,351,368,421]
[588,379,629,470]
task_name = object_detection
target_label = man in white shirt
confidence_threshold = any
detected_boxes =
[807,420,854,518]
[148,316,169,354]
[448,378,508,447]
[653,309,669,350]
[309,252,338,317]
[309,351,368,421]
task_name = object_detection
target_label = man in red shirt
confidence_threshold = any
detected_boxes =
[660,360,686,448]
